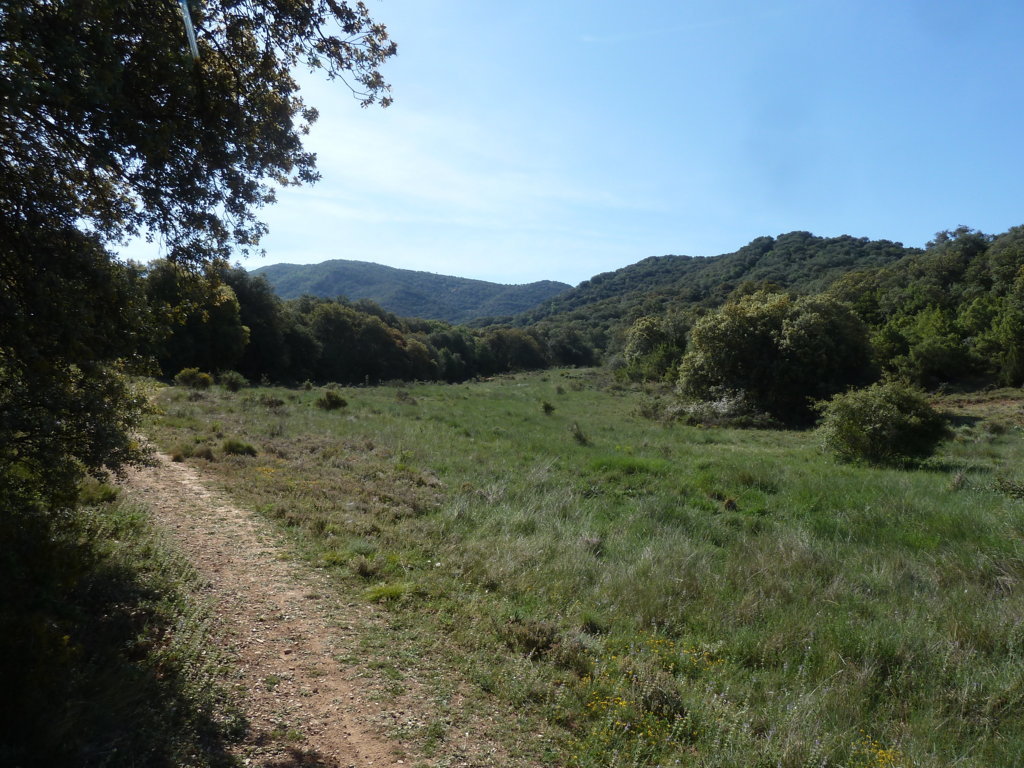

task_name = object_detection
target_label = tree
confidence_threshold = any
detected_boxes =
[621,312,690,381]
[678,291,792,417]
[2,0,395,264]
[1,0,396,508]
[678,291,874,424]
[219,265,292,381]
[144,259,250,376]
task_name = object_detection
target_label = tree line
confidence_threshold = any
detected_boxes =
[621,225,1024,425]
[142,260,598,385]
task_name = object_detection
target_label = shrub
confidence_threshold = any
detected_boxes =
[193,446,216,461]
[315,390,347,410]
[541,400,555,415]
[222,439,257,457]
[817,382,949,465]
[174,367,213,389]
[77,477,119,505]
[218,370,247,392]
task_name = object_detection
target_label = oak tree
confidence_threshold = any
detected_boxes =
[1,0,396,509]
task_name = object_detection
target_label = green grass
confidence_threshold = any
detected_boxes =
[0,491,244,767]
[147,371,1024,767]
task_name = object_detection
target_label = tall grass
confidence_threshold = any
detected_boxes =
[148,372,1024,767]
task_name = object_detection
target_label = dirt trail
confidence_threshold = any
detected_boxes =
[123,453,410,768]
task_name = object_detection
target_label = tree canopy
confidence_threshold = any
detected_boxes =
[677,291,874,425]
[1,0,397,511]
[2,0,395,263]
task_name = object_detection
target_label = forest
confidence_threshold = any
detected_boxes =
[135,224,1024,420]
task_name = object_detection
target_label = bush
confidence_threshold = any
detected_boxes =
[221,439,257,457]
[817,382,949,465]
[218,370,247,392]
[315,390,347,410]
[173,367,213,389]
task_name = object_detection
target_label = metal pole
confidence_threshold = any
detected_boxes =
[178,0,200,59]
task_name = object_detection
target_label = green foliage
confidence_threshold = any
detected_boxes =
[145,261,250,376]
[511,232,914,347]
[678,291,874,424]
[817,382,949,465]
[2,0,394,266]
[221,438,257,457]
[254,259,570,323]
[1,230,151,511]
[621,312,691,381]
[316,390,348,410]
[219,370,248,392]
[174,367,214,389]
[0,498,243,766]
[830,226,1024,388]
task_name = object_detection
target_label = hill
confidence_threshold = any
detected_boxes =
[493,231,918,341]
[251,259,571,324]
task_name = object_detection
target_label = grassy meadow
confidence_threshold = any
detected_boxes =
[147,370,1024,768]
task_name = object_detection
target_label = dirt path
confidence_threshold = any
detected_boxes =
[124,453,411,768]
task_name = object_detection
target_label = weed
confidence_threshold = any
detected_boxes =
[994,476,1024,499]
[349,555,381,579]
[364,581,420,602]
[193,445,215,461]
[396,389,417,405]
[77,477,119,505]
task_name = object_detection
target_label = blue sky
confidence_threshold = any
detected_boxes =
[148,0,1024,286]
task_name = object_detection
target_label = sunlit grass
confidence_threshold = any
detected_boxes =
[147,371,1024,767]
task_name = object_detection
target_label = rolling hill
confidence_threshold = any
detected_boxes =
[251,259,571,324]
[489,231,919,337]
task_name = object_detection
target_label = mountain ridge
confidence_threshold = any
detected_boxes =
[251,259,571,324]
[483,231,919,338]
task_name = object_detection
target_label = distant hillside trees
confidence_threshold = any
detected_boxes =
[144,264,597,384]
[510,232,916,347]
[607,226,1024,425]
[253,259,571,323]
[828,226,1024,387]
